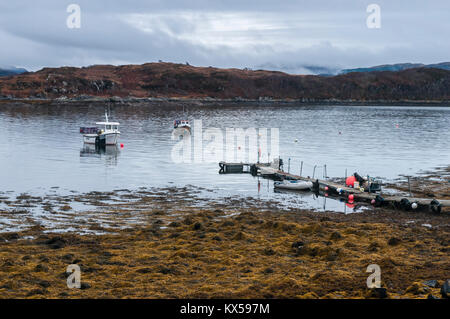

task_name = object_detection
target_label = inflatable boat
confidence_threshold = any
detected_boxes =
[274,180,313,191]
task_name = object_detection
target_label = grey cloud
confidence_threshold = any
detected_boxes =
[0,0,449,73]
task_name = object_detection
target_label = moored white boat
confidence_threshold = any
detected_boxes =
[80,112,120,145]
[173,119,191,130]
[274,180,313,191]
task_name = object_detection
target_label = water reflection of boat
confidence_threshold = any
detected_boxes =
[274,188,315,198]
[273,188,363,213]
[171,127,191,140]
[80,144,120,165]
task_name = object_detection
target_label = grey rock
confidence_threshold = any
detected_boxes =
[441,279,450,299]
[423,280,439,288]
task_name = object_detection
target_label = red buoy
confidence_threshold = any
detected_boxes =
[120,143,124,148]
[346,176,356,187]
[348,194,354,201]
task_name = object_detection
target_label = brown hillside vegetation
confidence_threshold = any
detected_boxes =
[0,62,450,101]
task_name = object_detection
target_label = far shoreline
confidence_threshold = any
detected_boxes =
[1,97,450,108]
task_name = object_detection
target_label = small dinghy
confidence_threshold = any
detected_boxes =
[259,166,278,176]
[274,180,313,191]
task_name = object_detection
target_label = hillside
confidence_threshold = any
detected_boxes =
[0,62,449,102]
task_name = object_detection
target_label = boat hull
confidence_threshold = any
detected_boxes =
[83,133,120,145]
[258,167,278,176]
[274,180,313,191]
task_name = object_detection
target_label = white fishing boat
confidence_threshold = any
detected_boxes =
[274,180,313,191]
[173,119,191,130]
[80,111,120,145]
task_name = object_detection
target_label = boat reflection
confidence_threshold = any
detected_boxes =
[171,127,191,140]
[273,187,366,213]
[80,144,120,165]
[273,188,315,198]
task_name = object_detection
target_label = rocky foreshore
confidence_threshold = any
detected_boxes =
[0,199,448,299]
[0,175,448,299]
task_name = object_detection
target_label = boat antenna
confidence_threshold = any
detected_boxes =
[105,102,112,123]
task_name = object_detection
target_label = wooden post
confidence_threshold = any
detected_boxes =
[313,165,317,179]
[408,176,412,197]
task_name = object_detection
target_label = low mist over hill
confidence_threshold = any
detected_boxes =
[340,62,450,74]
[0,66,27,77]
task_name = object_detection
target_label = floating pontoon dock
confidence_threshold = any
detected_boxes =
[218,161,450,212]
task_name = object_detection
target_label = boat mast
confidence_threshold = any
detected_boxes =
[105,103,110,123]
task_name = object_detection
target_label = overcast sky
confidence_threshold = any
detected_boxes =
[0,0,449,73]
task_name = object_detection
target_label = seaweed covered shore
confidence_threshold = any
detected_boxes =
[0,170,449,299]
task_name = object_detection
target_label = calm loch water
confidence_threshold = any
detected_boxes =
[0,103,449,213]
